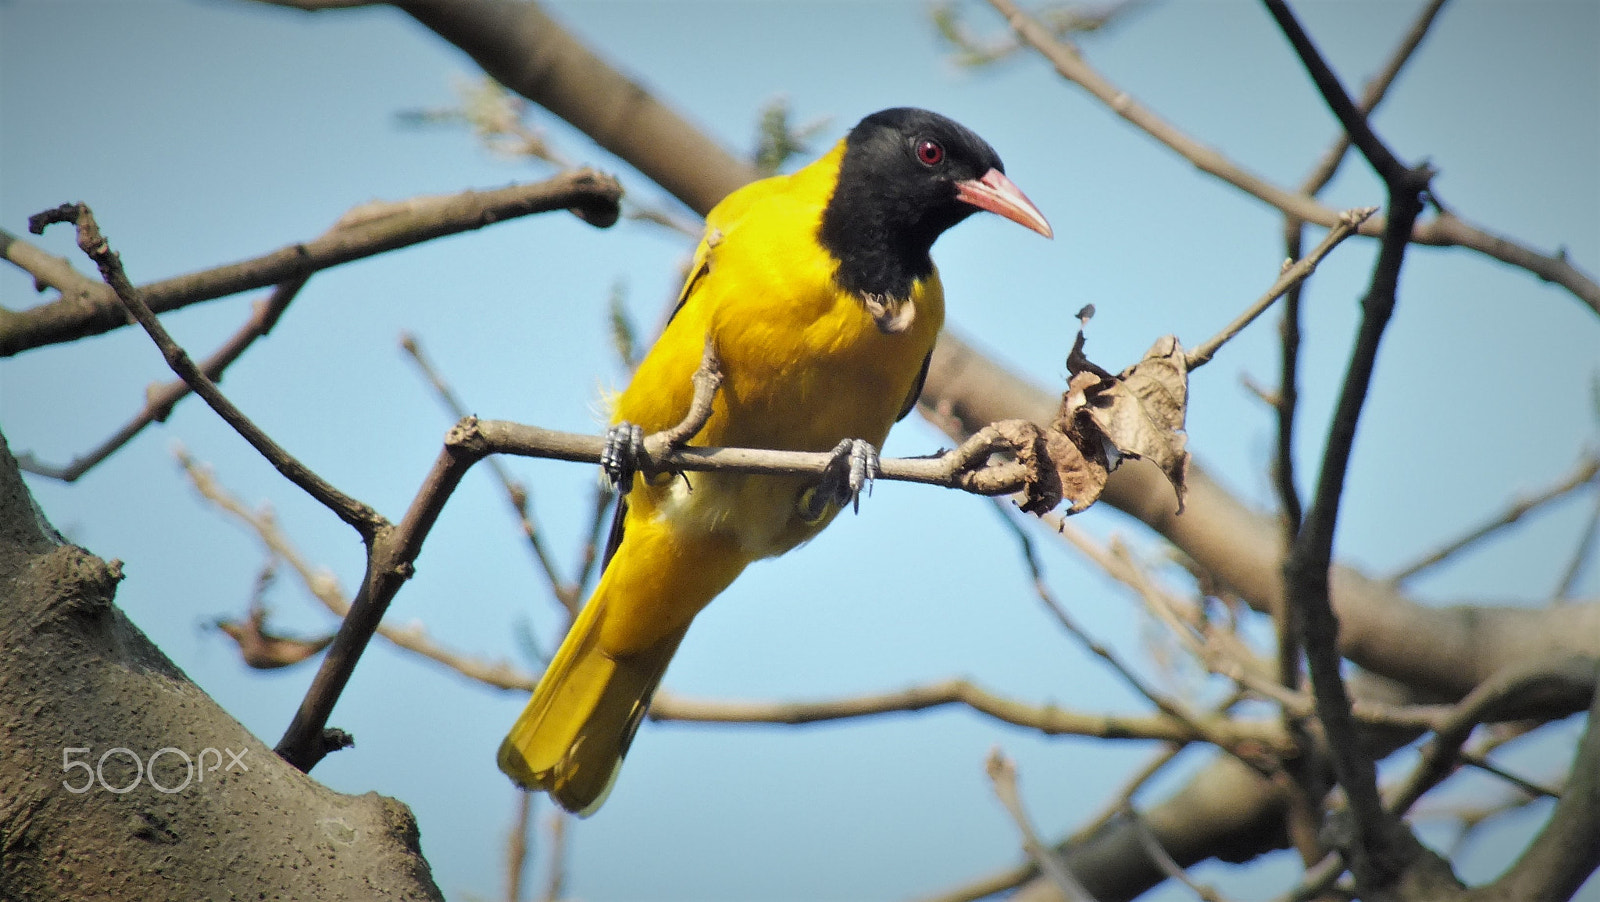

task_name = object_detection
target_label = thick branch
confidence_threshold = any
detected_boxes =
[2,171,621,356]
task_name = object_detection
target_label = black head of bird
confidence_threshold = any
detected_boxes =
[820,107,1053,300]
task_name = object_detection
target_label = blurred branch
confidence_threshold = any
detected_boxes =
[538,811,568,902]
[1557,485,1600,602]
[390,0,759,218]
[400,76,699,237]
[1388,453,1600,583]
[505,791,533,902]
[17,276,307,482]
[984,0,1599,314]
[1123,804,1228,902]
[933,0,1142,68]
[1462,663,1600,902]
[2,170,622,356]
[987,749,1100,901]
[400,331,582,618]
[993,501,1254,757]
[178,448,537,691]
[650,679,1287,748]
[1386,654,1596,818]
[751,97,830,177]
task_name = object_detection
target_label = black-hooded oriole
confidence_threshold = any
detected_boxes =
[499,108,1051,814]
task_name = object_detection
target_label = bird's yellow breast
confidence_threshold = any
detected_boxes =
[612,142,944,558]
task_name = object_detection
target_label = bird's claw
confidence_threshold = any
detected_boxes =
[601,422,645,493]
[801,438,879,521]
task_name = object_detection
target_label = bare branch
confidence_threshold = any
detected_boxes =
[1264,0,1439,888]
[1186,207,1377,370]
[1387,655,1597,818]
[177,449,536,691]
[987,749,1100,901]
[32,203,384,539]
[392,0,758,218]
[505,791,533,902]
[3,171,622,356]
[400,331,582,617]
[1464,663,1600,902]
[1557,485,1600,602]
[18,276,307,482]
[649,679,1288,748]
[983,0,1599,314]
[1389,453,1600,583]
[538,812,568,902]
[991,501,1239,753]
[1124,804,1230,902]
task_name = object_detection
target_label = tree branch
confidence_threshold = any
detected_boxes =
[2,171,622,356]
[1264,0,1438,890]
[17,276,308,482]
[983,0,1598,315]
[31,203,385,539]
[1463,662,1600,902]
[1389,453,1600,583]
[1185,206,1376,370]
[988,750,1100,901]
[650,679,1288,748]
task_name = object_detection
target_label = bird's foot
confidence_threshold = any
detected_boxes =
[798,438,879,522]
[601,422,646,493]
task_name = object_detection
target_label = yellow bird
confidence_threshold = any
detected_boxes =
[499,108,1051,814]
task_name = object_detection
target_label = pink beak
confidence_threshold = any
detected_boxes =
[954,169,1053,239]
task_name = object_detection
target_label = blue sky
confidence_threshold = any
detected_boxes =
[2,1,1597,900]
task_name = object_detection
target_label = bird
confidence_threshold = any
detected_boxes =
[498,107,1052,815]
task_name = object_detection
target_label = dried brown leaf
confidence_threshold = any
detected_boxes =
[214,606,334,670]
[1020,334,1191,519]
[1085,335,1190,511]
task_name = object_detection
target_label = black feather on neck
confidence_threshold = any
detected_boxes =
[817,108,1003,301]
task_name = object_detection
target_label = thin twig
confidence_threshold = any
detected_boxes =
[1388,454,1600,582]
[1386,655,1597,818]
[538,812,568,902]
[1185,207,1377,370]
[986,749,1100,902]
[505,791,533,902]
[991,500,1227,749]
[983,0,1598,314]
[31,203,385,539]
[1457,751,1562,801]
[17,276,308,482]
[1296,0,1450,199]
[1123,804,1229,902]
[1556,484,1600,602]
[400,331,580,616]
[650,680,1287,748]
[178,448,536,690]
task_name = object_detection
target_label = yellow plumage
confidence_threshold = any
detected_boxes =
[498,108,1048,815]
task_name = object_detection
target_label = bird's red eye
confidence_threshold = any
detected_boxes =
[915,139,944,166]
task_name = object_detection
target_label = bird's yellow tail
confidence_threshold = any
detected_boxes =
[498,512,747,815]
[497,592,686,816]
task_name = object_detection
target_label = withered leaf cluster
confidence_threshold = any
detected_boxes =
[1014,333,1191,517]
